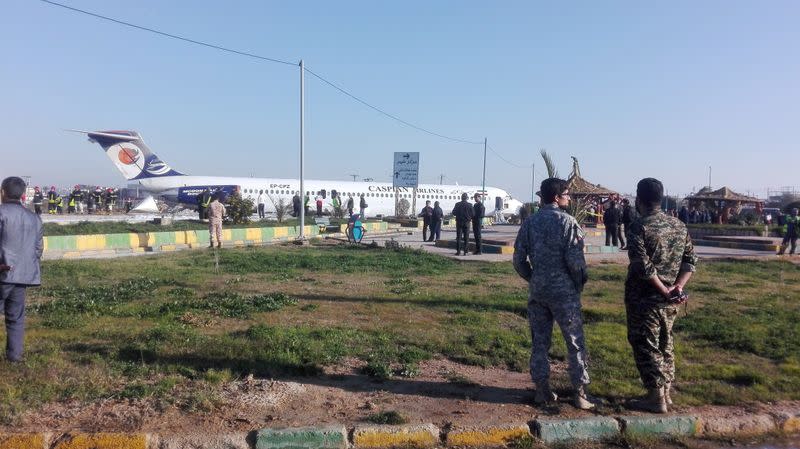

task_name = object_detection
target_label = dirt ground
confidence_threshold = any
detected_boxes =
[10,355,799,435]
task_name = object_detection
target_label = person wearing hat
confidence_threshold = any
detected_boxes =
[32,187,43,216]
[451,192,474,256]
[472,193,485,255]
[207,192,227,249]
[47,186,57,214]
[71,185,84,214]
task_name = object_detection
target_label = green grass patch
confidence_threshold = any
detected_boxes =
[3,247,797,423]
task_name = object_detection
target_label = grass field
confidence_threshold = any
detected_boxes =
[2,244,798,422]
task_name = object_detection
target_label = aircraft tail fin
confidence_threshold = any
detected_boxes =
[74,130,185,180]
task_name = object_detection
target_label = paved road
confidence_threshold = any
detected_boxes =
[361,224,783,264]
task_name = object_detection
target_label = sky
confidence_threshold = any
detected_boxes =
[1,0,798,201]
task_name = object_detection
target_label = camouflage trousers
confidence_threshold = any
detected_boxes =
[527,297,590,387]
[625,300,678,389]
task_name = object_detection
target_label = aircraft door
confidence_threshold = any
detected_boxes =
[495,196,503,211]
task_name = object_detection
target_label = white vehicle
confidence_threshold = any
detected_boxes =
[77,130,523,217]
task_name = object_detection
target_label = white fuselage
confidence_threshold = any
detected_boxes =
[136,175,522,217]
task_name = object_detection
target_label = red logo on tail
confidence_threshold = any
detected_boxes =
[118,147,140,165]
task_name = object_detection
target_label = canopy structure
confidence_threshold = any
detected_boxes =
[566,157,618,202]
[685,187,763,223]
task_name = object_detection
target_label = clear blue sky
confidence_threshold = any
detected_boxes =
[2,0,798,200]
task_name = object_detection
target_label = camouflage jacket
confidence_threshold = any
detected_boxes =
[513,204,588,298]
[625,209,698,301]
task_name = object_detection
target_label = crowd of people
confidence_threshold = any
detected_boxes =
[29,185,129,215]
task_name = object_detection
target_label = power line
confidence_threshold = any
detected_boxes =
[302,67,484,145]
[40,0,528,158]
[486,144,528,169]
[39,0,296,66]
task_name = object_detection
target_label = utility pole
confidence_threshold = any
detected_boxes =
[708,166,712,189]
[350,174,359,182]
[439,174,446,185]
[481,138,487,199]
[298,59,306,241]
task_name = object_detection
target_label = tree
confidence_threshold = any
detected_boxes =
[397,198,410,217]
[225,192,254,224]
[267,194,292,223]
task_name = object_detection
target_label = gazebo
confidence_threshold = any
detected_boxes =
[686,187,763,224]
[566,157,618,204]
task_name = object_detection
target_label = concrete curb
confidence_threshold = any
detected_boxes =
[534,417,620,443]
[352,424,439,448]
[256,426,347,449]
[52,433,148,449]
[699,413,776,437]
[445,424,531,447]
[619,415,700,437]
[1,407,798,448]
[0,433,49,449]
[156,433,250,449]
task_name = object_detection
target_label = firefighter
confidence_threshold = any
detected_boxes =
[47,186,57,214]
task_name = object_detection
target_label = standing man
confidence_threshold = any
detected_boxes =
[451,193,474,256]
[472,193,485,255]
[620,198,634,250]
[604,201,621,247]
[92,186,103,214]
[346,195,354,217]
[777,208,799,255]
[72,185,84,214]
[207,193,226,249]
[47,186,57,214]
[418,200,433,242]
[292,193,301,218]
[429,201,443,242]
[315,195,323,217]
[513,178,594,410]
[197,188,211,221]
[32,187,43,216]
[359,194,367,218]
[0,177,44,362]
[625,178,697,413]
[257,190,266,219]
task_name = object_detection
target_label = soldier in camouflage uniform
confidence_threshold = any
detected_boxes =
[625,178,697,413]
[513,178,595,410]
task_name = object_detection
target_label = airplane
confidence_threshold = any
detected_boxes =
[76,130,524,218]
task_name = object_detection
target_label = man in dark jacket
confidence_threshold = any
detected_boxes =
[346,195,354,217]
[197,189,211,220]
[0,177,44,362]
[451,193,474,255]
[32,187,43,215]
[292,194,302,217]
[472,193,486,255]
[418,200,433,242]
[604,201,621,247]
[620,198,634,250]
[429,201,444,242]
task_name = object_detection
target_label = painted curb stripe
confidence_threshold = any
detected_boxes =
[353,424,440,448]
[52,433,147,449]
[0,433,47,449]
[446,425,531,447]
[535,417,620,443]
[256,426,347,449]
[620,415,700,437]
